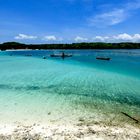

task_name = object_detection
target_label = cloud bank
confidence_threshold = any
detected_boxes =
[93,33,140,42]
[74,34,140,43]
[14,33,140,43]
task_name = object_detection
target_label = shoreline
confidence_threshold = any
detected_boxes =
[0,121,139,140]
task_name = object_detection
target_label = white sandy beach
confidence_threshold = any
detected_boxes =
[0,120,139,140]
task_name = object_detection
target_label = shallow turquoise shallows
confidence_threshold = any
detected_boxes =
[0,50,140,125]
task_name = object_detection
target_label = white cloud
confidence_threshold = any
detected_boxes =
[43,35,57,41]
[43,35,63,41]
[74,36,88,42]
[133,34,140,42]
[92,33,140,42]
[94,36,110,42]
[89,9,127,26]
[113,33,132,41]
[15,34,37,40]
[89,0,140,27]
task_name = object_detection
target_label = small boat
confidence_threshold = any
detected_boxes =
[50,53,72,58]
[96,57,111,61]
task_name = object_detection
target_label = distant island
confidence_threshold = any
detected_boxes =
[0,42,140,51]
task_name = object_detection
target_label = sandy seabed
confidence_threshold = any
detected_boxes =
[0,120,140,140]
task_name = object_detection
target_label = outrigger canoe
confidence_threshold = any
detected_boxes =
[50,54,72,58]
[96,57,111,61]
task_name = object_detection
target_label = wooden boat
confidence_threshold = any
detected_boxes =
[50,53,72,58]
[96,57,111,61]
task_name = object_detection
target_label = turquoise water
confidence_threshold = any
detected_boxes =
[0,50,140,125]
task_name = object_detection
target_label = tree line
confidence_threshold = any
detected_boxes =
[0,42,140,50]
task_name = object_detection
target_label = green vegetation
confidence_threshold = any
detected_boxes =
[0,42,140,50]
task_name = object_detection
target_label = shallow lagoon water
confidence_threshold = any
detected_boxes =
[0,50,140,125]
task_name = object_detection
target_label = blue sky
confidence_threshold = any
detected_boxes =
[0,0,140,43]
